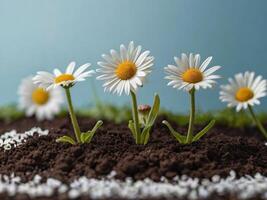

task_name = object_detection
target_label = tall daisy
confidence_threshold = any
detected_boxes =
[33,62,103,145]
[220,71,267,139]
[163,53,221,144]
[97,42,160,145]
[18,76,64,121]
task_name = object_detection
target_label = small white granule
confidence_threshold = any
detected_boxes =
[0,172,267,199]
[0,127,49,151]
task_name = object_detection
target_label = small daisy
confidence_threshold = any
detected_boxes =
[33,61,95,90]
[164,53,221,91]
[33,62,102,145]
[96,41,154,96]
[220,71,267,111]
[18,76,64,121]
[220,71,267,139]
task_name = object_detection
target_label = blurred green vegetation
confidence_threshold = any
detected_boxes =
[0,105,24,122]
[161,108,267,128]
[0,104,266,128]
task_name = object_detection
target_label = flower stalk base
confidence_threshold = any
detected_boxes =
[248,105,267,139]
[56,88,103,145]
[163,88,215,144]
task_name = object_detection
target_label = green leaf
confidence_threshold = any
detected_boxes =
[128,120,137,140]
[146,94,160,127]
[91,120,103,134]
[80,132,93,143]
[162,120,186,144]
[80,120,103,143]
[141,125,152,145]
[192,119,216,142]
[56,135,76,145]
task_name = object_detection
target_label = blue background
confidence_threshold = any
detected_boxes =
[0,0,267,112]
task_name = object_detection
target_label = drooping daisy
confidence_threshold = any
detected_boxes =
[164,53,221,91]
[33,61,95,90]
[220,71,267,111]
[33,62,102,145]
[18,76,64,121]
[162,53,221,144]
[220,71,267,139]
[96,41,154,96]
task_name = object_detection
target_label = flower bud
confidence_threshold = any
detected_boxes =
[138,104,151,115]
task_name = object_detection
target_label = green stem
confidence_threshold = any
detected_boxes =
[186,88,195,144]
[65,88,81,143]
[248,105,267,139]
[130,91,141,144]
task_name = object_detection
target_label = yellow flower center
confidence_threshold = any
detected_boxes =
[32,88,49,105]
[182,68,203,83]
[54,74,75,84]
[235,87,254,102]
[115,61,137,80]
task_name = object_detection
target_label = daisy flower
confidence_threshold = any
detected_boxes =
[96,41,154,96]
[220,71,267,111]
[18,76,64,121]
[163,53,221,144]
[97,42,159,145]
[33,61,95,90]
[164,53,221,91]
[33,62,102,145]
[220,71,267,139]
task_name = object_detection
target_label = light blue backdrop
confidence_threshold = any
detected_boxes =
[0,0,267,112]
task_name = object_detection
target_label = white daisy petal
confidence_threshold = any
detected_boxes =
[66,61,76,74]
[200,56,212,71]
[174,57,187,70]
[53,69,62,76]
[110,49,121,64]
[127,41,134,60]
[194,54,201,67]
[102,54,117,66]
[120,44,127,61]
[135,51,150,66]
[181,53,189,65]
[204,66,221,76]
[133,45,142,63]
[35,72,54,81]
[189,53,194,67]
[137,71,146,77]
[74,63,91,77]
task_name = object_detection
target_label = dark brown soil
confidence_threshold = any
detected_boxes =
[0,116,267,200]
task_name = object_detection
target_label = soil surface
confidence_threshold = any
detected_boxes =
[0,116,267,200]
